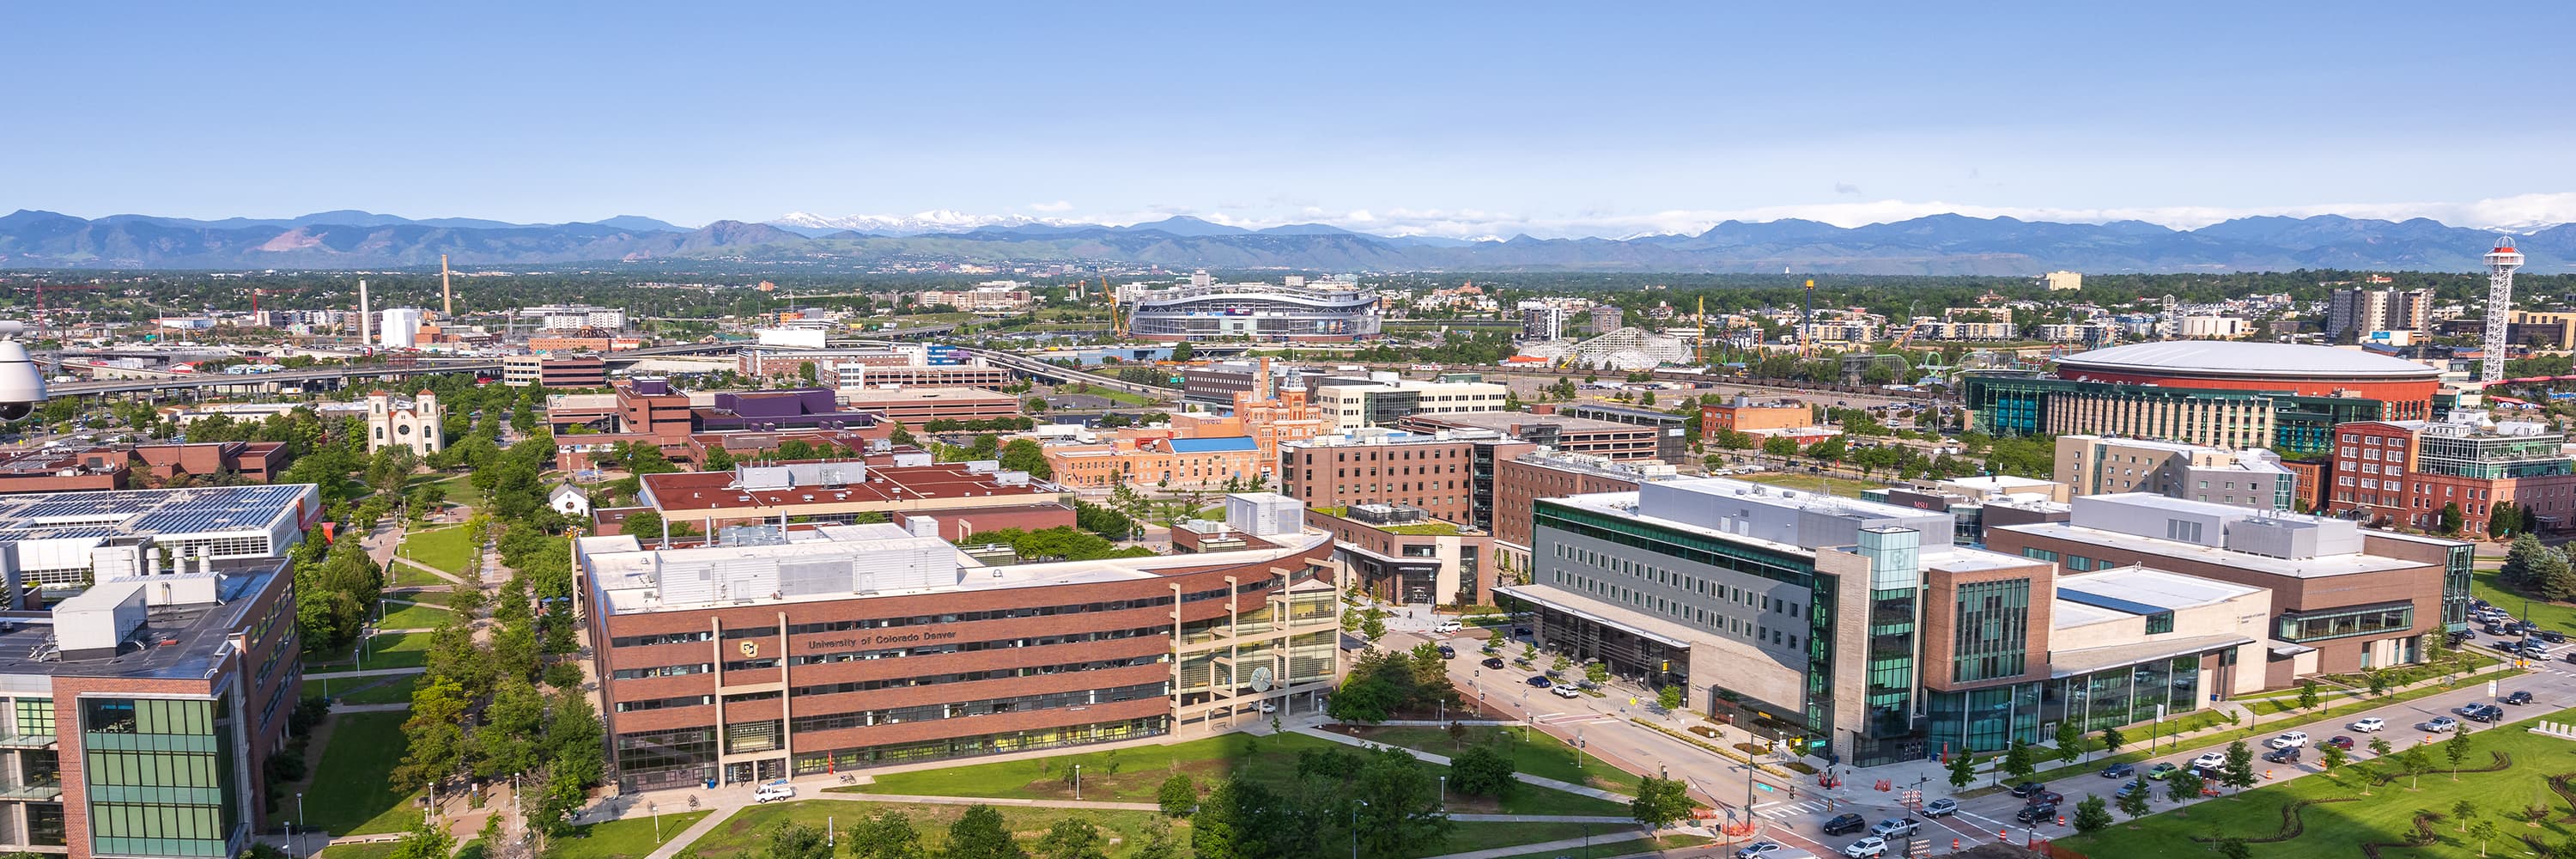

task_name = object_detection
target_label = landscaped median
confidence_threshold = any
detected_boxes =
[2057,704,2576,859]
[1960,663,2528,796]
[1631,718,1802,778]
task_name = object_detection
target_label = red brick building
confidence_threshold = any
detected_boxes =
[2326,417,2576,533]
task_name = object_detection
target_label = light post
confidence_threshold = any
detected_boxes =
[287,822,295,857]
[1438,775,1447,811]
[650,801,661,844]
[1074,764,1082,801]
[1351,800,1368,859]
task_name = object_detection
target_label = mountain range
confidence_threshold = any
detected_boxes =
[0,209,2564,274]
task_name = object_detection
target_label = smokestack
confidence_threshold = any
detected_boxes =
[440,254,453,317]
[358,279,372,345]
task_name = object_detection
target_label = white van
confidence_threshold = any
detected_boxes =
[754,783,796,803]
[1432,620,1462,634]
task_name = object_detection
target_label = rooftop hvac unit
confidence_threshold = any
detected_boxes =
[905,515,940,538]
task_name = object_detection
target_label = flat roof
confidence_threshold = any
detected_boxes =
[2057,565,2264,613]
[0,484,313,543]
[0,558,287,680]
[1995,521,2423,579]
[2057,341,2439,380]
[2048,632,2255,678]
[641,462,1053,514]
[1492,583,1697,649]
[836,387,1014,402]
[1411,411,1643,433]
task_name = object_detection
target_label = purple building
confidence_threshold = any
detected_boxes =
[695,387,886,433]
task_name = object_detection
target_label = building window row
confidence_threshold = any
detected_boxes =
[2275,601,2413,643]
[789,681,1168,734]
[788,655,1164,698]
[787,625,1164,667]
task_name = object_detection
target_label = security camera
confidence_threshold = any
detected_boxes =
[0,340,46,422]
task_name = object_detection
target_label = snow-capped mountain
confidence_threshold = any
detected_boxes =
[769,210,1078,236]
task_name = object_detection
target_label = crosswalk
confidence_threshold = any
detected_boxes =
[1528,711,1621,726]
[1753,799,1835,816]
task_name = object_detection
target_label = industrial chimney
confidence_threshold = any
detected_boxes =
[358,279,372,345]
[440,254,453,317]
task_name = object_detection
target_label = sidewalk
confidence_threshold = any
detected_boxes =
[1292,725,1636,801]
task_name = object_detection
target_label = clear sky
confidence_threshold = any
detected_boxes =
[8,3,2573,237]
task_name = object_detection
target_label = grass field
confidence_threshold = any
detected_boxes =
[358,631,433,670]
[701,800,1609,859]
[376,601,455,631]
[2059,705,2576,859]
[1343,724,1645,795]
[317,844,400,859]
[338,675,421,706]
[389,563,453,588]
[549,809,709,859]
[397,527,477,576]
[431,473,485,509]
[1740,472,1890,500]
[843,731,1626,816]
[303,711,422,836]
[2474,568,2576,635]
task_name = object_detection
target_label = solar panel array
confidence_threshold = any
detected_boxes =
[0,485,302,540]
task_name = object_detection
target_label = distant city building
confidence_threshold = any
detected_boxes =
[1308,374,1508,430]
[2044,271,2083,291]
[1397,411,1663,462]
[1279,430,1534,533]
[1123,279,1379,342]
[2328,413,2576,533]
[2177,315,2250,338]
[503,354,609,388]
[521,303,629,330]
[1520,302,1571,341]
[1588,305,1625,334]
[2327,287,2433,340]
[1700,397,1813,439]
[2055,434,2292,510]
[378,308,427,349]
[1308,503,1493,605]
[916,283,1035,311]
[1557,403,1691,463]
[1965,342,2440,454]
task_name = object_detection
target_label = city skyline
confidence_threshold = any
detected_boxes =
[8,4,2575,238]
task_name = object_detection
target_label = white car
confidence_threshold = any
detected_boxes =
[2268,731,2309,749]
[1842,837,1889,859]
[1552,685,1582,698]
[754,783,796,803]
[2190,752,2227,770]
[1432,620,1463,634]
[2349,717,2386,733]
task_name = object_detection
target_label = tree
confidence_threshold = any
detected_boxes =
[760,821,835,859]
[1170,340,1194,362]
[2470,818,2500,857]
[2117,778,2154,819]
[1583,661,1611,685]
[1000,438,1054,480]
[1946,752,1976,789]
[848,811,930,859]
[2504,533,2549,589]
[2537,545,2576,602]
[2298,680,2321,711]
[2318,741,2348,775]
[2491,500,2518,538]
[2440,501,2464,534]
[2397,744,2433,789]
[1658,685,1685,712]
[1630,777,1695,829]
[2446,727,2475,780]
[2054,720,2084,764]
[2072,795,2112,834]
[1762,436,1799,457]
[1451,742,1518,800]
[2456,799,2482,833]
[1352,746,1453,859]
[2215,838,2251,859]
[2367,735,2394,758]
[2003,740,2037,783]
[1034,819,1109,859]
[2365,669,2391,697]
[387,819,454,859]
[1158,774,1197,818]
[945,805,1027,859]
[2220,740,2257,792]
[2100,726,2126,756]
[2165,769,2204,804]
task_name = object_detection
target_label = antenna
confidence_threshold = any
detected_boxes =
[2483,235,2525,384]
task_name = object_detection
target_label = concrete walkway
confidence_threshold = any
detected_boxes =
[306,666,428,679]
[390,555,465,584]
[1291,725,1637,801]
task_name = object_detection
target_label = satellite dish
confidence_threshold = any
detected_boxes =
[1250,666,1274,692]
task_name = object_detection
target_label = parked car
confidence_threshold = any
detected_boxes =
[2350,717,2386,733]
[2008,782,2045,797]
[1437,645,1457,659]
[2115,779,2148,799]
[2485,624,2511,636]
[2423,716,2460,733]
[1841,838,1889,859]
[2544,631,2568,643]
[1922,798,1959,818]
[2025,790,2063,807]
[2262,746,2302,764]
[1512,625,1534,637]
[2269,731,2309,749]
[2014,803,2058,825]
[1433,620,1463,634]
[2507,690,2537,705]
[1870,819,1919,838]
[1482,657,1507,669]
[2146,762,2181,780]
[2326,736,2355,750]
[2464,704,2504,722]
[1552,685,1581,699]
[1735,843,1789,859]
[2100,762,2136,779]
[1526,675,1553,688]
[754,783,797,803]
[1822,813,1868,836]
[2191,752,2227,770]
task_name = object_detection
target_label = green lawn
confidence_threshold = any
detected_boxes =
[377,601,454,631]
[397,527,478,575]
[549,809,708,859]
[338,675,421,706]
[388,563,453,588]
[2474,568,2576,634]
[1446,821,1633,855]
[1345,725,1645,795]
[843,731,1626,816]
[1740,472,1891,500]
[431,472,486,509]
[2059,705,2576,859]
[693,801,1172,859]
[303,711,422,836]
[1484,833,1716,859]
[317,844,401,859]
[358,631,432,670]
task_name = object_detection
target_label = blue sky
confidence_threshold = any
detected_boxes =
[7,3,2573,237]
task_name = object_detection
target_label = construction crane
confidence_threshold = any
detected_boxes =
[10,283,103,341]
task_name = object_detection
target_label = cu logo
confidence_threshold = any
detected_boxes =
[738,641,760,658]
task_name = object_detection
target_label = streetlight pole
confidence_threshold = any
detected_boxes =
[1439,776,1447,811]
[1352,800,1368,859]
[650,801,661,844]
[1074,764,1082,801]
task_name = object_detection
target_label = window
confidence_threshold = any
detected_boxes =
[2144,612,2175,635]
[2275,602,2413,643]
[1953,580,2030,682]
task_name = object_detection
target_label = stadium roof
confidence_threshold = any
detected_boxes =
[2056,342,2437,380]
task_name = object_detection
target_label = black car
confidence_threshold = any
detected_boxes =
[2507,690,2537,705]
[1526,675,1552,688]
[2100,762,2136,779]
[2014,803,2058,825]
[1437,645,1456,659]
[2486,624,2510,636]
[2465,704,2504,722]
[2025,790,2064,807]
[1512,626,1534,637]
[1822,813,1868,836]
[2545,631,2568,643]
[1481,657,1507,670]
[2008,782,2045,797]
[2262,746,2301,764]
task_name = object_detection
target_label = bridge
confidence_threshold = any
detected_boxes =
[951,347,1179,399]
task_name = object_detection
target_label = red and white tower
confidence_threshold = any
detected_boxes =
[2483,235,2525,383]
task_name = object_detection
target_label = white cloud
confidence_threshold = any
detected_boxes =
[1026,200,1073,212]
